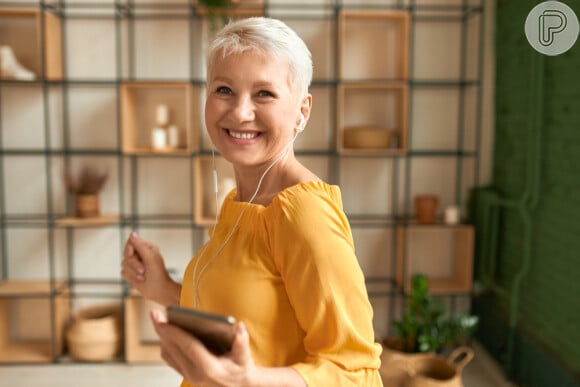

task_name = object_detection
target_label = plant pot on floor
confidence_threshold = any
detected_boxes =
[406,347,474,387]
[379,343,474,387]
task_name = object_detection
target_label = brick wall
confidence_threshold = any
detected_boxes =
[490,0,580,378]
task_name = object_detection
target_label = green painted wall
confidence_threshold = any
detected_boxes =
[483,0,580,382]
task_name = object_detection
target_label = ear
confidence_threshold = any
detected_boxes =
[298,94,313,128]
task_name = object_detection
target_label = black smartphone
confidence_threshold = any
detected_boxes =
[166,306,236,356]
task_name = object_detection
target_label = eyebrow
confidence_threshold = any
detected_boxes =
[211,76,277,89]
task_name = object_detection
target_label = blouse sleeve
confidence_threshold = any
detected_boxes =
[268,185,383,387]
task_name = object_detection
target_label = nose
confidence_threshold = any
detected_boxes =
[230,94,255,123]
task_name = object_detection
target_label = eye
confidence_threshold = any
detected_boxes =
[216,86,232,95]
[257,89,274,98]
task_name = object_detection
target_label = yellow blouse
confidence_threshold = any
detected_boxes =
[180,181,383,386]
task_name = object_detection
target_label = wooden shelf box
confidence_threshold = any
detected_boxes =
[395,224,474,294]
[121,82,196,154]
[0,8,62,80]
[193,155,236,226]
[0,280,69,363]
[124,292,162,363]
[338,9,410,81]
[337,82,408,155]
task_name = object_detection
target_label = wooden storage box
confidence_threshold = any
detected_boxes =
[0,8,62,80]
[338,9,410,81]
[121,82,196,154]
[124,292,162,363]
[396,224,474,294]
[337,82,408,155]
[0,280,68,363]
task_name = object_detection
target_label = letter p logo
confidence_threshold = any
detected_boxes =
[525,1,579,56]
[539,10,567,46]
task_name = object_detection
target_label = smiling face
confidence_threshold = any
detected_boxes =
[205,50,310,171]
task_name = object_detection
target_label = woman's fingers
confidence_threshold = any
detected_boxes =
[129,232,160,263]
[121,233,147,283]
[229,321,252,366]
[121,257,145,283]
[151,310,211,384]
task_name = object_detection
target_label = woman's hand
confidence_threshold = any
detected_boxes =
[151,310,307,387]
[121,232,181,306]
[151,310,256,387]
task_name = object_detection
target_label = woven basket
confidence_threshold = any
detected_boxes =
[66,304,122,362]
[343,127,393,149]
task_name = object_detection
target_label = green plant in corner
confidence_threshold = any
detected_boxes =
[198,0,234,35]
[391,274,479,353]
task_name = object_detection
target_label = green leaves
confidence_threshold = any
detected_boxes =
[392,274,479,353]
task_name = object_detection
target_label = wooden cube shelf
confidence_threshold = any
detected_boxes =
[395,224,474,294]
[194,155,236,226]
[0,8,62,80]
[337,82,408,155]
[124,292,163,363]
[0,280,69,363]
[121,82,197,154]
[338,9,410,81]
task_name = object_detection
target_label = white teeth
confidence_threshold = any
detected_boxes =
[228,130,257,140]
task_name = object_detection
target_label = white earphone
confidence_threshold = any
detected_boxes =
[297,113,306,132]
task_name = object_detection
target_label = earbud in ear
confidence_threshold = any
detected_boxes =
[297,113,306,133]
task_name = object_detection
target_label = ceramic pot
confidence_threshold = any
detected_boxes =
[414,195,439,224]
[75,194,100,218]
[405,347,474,387]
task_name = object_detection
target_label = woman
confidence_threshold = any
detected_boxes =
[122,17,383,386]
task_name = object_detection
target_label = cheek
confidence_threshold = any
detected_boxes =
[204,100,216,124]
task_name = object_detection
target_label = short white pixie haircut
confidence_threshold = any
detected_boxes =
[206,17,313,99]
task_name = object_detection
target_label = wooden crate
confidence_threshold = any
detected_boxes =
[0,280,69,363]
[338,9,410,81]
[120,82,196,154]
[337,82,408,155]
[396,224,474,294]
[0,8,62,80]
[124,293,163,363]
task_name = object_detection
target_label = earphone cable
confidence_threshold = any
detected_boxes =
[192,130,300,308]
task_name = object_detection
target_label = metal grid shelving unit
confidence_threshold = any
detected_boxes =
[0,0,484,363]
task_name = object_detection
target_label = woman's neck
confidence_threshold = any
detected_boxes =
[234,156,319,206]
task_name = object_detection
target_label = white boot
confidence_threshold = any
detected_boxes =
[0,46,36,80]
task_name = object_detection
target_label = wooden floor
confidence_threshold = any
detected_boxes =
[0,342,515,387]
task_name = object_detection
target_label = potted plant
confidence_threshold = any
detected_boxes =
[63,166,109,218]
[198,0,235,35]
[198,0,263,35]
[380,274,479,386]
[389,274,479,354]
